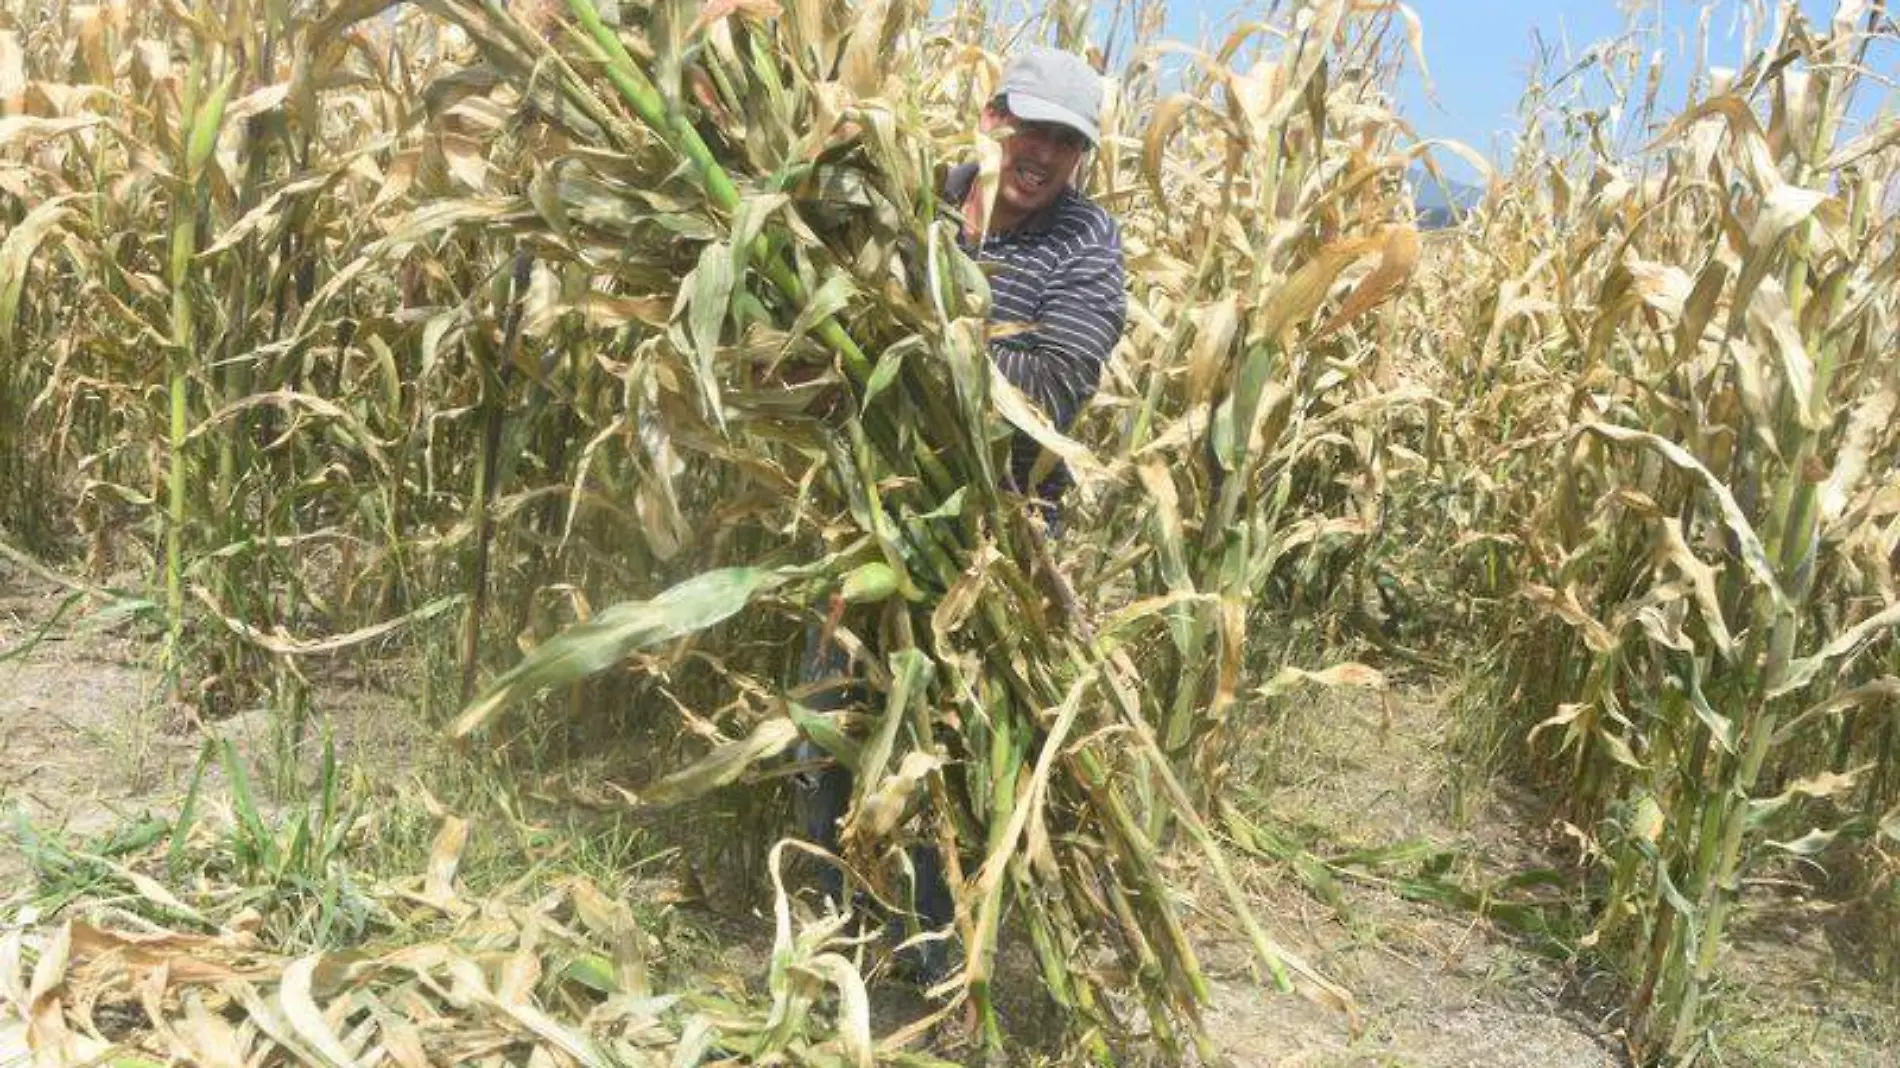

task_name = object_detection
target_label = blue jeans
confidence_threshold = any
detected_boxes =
[791,624,954,984]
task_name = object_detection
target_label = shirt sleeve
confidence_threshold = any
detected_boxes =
[989,219,1126,433]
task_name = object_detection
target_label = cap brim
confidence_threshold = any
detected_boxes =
[1003,91,1099,146]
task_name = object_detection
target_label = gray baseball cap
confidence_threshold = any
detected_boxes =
[998,47,1103,147]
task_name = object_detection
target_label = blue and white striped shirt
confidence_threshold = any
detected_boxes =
[943,163,1126,506]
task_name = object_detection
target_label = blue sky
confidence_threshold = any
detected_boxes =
[1155,1,1897,181]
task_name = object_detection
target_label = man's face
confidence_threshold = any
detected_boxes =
[982,101,1088,221]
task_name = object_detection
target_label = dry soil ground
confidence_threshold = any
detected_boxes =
[2,556,1894,1066]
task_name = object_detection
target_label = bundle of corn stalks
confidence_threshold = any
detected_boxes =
[380,0,1410,1054]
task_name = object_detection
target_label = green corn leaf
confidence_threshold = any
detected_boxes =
[861,336,916,411]
[686,241,735,426]
[450,567,792,739]
[185,70,237,179]
[1769,603,1900,700]
[852,648,934,817]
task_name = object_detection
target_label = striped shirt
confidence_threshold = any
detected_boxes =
[943,163,1126,507]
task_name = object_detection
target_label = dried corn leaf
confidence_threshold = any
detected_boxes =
[639,717,800,806]
[1580,423,1785,606]
[1257,662,1387,699]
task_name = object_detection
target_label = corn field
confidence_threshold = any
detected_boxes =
[1,0,1896,1064]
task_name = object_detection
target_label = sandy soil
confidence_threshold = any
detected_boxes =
[0,561,434,887]
[1,578,187,882]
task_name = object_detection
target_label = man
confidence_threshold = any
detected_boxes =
[948,46,1127,525]
[794,45,1126,985]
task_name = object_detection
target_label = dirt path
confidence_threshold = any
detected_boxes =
[1189,684,1896,1067]
[0,573,186,884]
[1184,684,1619,1067]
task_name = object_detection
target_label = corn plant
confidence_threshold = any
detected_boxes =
[343,0,1390,1054]
[1427,3,1900,1059]
[1070,5,1436,821]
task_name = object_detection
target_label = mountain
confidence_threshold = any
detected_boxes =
[1412,167,1483,229]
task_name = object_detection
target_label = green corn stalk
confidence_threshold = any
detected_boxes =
[1658,44,1877,1057]
[164,10,234,681]
[164,21,203,672]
